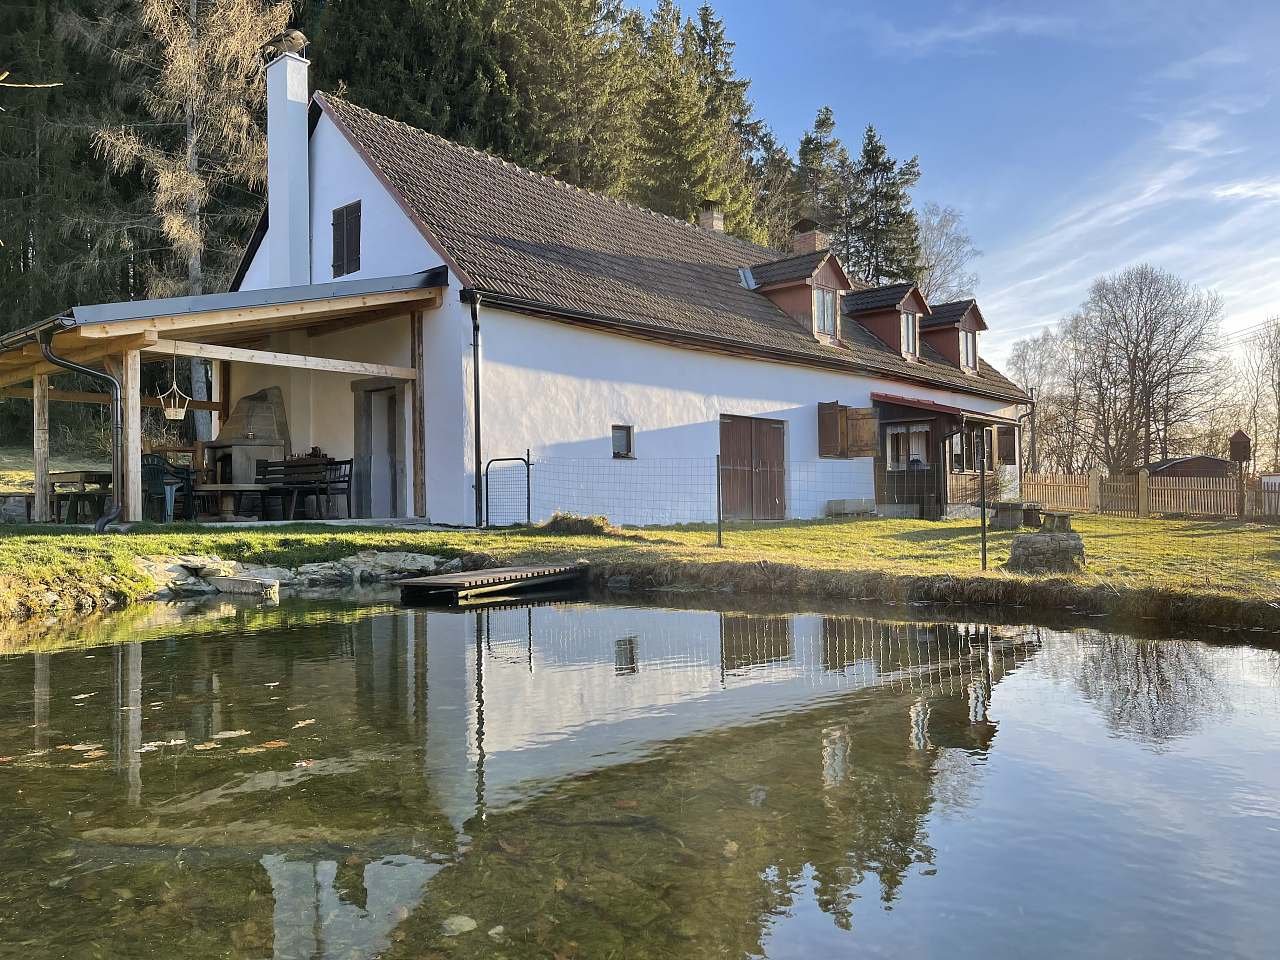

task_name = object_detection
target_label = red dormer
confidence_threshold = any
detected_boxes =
[841,282,931,359]
[921,299,987,371]
[745,221,854,341]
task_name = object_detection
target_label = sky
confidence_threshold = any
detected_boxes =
[703,0,1280,363]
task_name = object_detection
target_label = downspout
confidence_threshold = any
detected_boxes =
[38,331,124,532]
[462,289,484,526]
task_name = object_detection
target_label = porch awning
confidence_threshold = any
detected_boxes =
[871,392,1019,425]
[0,266,448,389]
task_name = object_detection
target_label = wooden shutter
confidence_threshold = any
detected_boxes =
[818,402,843,458]
[332,201,362,277]
[346,202,361,273]
[331,206,345,277]
[846,407,878,458]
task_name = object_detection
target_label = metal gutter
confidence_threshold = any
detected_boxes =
[461,288,484,527]
[37,331,123,532]
[0,312,76,355]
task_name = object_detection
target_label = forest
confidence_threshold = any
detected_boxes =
[2,0,1274,474]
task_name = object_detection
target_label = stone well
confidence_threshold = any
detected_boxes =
[1007,530,1086,574]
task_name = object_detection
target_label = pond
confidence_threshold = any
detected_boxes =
[2,596,1279,959]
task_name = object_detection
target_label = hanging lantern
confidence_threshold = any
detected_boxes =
[155,342,190,421]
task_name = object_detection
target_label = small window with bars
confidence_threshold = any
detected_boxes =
[332,201,361,278]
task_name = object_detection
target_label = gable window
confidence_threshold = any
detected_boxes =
[814,287,837,337]
[961,329,978,370]
[900,311,919,357]
[886,423,931,471]
[332,201,361,278]
[611,424,635,459]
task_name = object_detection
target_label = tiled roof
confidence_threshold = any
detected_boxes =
[842,282,922,315]
[921,298,973,328]
[317,93,1028,403]
[748,249,828,288]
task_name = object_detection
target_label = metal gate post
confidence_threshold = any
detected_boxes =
[716,454,724,548]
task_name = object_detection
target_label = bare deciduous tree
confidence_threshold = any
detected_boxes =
[1009,264,1225,473]
[915,201,979,302]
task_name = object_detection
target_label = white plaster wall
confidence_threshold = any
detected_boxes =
[478,306,1022,526]
[237,112,436,291]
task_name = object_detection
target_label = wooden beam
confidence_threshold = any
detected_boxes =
[75,288,442,340]
[142,338,417,381]
[410,310,426,517]
[0,332,158,389]
[32,375,50,522]
[119,350,143,522]
[0,385,222,412]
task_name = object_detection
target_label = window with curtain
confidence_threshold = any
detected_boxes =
[900,311,919,356]
[814,288,837,336]
[886,423,930,470]
[961,329,978,369]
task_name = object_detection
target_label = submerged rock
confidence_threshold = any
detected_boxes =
[441,915,477,936]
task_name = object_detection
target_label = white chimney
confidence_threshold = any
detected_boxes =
[266,52,311,288]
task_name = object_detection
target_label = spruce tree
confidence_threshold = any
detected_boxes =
[629,0,717,222]
[846,124,921,285]
[689,4,762,241]
[314,0,530,162]
[795,106,842,227]
[511,0,637,196]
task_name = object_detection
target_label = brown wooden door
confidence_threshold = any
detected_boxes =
[719,415,786,521]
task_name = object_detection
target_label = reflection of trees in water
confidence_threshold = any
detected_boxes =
[1038,631,1230,747]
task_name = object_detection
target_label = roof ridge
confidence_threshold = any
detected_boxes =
[318,91,782,260]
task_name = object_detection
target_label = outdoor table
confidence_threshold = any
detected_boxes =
[193,483,269,521]
[49,470,113,523]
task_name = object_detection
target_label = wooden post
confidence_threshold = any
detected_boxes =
[120,350,143,521]
[209,360,223,437]
[32,374,50,522]
[1137,467,1150,517]
[1087,468,1103,513]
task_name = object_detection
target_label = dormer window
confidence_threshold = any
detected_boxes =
[900,310,919,357]
[961,329,978,370]
[814,287,838,337]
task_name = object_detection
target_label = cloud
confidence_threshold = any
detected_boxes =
[1156,45,1249,81]
[1212,178,1280,202]
[864,12,1075,54]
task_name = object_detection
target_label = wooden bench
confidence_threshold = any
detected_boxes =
[255,457,353,520]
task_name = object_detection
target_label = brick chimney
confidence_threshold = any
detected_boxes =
[791,217,829,254]
[699,200,725,233]
[265,51,311,287]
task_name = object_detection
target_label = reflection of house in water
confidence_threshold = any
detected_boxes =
[11,601,1039,959]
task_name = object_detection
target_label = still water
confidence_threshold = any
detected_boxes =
[2,597,1279,959]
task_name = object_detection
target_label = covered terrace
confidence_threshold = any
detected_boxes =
[0,268,446,526]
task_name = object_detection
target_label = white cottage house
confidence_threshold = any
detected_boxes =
[0,51,1029,526]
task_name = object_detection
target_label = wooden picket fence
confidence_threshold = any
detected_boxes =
[1020,472,1090,512]
[1100,475,1138,517]
[1021,471,1280,519]
[1149,476,1238,516]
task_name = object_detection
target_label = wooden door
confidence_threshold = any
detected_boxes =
[719,415,786,521]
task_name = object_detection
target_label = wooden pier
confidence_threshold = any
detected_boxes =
[399,563,588,605]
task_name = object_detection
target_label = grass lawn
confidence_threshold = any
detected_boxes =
[0,446,109,492]
[0,512,1276,623]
